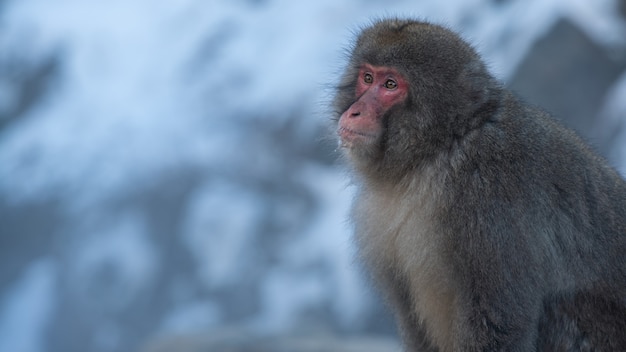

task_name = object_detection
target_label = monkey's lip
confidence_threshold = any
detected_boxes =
[338,126,378,146]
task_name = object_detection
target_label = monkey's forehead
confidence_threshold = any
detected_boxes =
[352,19,477,74]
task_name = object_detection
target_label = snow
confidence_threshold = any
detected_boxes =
[68,212,157,312]
[182,179,264,289]
[0,260,56,352]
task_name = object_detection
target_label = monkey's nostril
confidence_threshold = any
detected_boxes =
[351,111,361,117]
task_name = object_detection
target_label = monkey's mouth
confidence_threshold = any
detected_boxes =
[338,126,378,147]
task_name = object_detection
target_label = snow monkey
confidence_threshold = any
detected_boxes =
[333,18,626,351]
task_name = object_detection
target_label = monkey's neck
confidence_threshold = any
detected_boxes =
[355,161,445,201]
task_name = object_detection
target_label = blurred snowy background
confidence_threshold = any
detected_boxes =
[0,0,625,351]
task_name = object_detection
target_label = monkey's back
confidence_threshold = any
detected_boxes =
[441,89,626,299]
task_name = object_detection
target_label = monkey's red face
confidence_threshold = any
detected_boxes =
[338,64,408,149]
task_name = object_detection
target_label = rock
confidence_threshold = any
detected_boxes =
[507,18,626,156]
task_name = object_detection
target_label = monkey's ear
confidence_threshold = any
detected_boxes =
[460,61,493,110]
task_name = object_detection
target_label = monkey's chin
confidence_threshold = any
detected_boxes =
[337,127,378,150]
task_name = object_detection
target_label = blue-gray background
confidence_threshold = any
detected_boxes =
[1,0,625,351]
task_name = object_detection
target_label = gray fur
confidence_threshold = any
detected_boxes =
[334,18,626,351]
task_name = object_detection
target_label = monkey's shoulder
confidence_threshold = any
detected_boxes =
[452,100,607,191]
[442,99,626,236]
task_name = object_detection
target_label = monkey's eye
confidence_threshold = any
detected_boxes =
[363,73,374,84]
[384,79,398,90]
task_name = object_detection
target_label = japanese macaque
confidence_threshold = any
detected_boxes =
[333,19,626,351]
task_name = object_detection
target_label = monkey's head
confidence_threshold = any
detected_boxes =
[334,19,497,180]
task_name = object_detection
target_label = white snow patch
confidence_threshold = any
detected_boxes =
[182,179,263,289]
[160,300,221,334]
[69,212,157,311]
[0,259,57,352]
